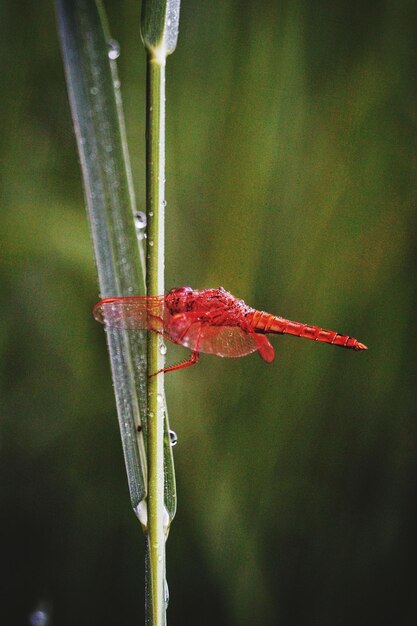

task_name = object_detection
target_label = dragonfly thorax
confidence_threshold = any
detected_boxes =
[166,286,235,317]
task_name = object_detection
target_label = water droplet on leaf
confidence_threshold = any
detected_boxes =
[107,39,120,60]
[164,579,170,609]
[134,211,147,229]
[169,430,178,446]
[29,609,49,626]
[134,211,147,241]
[135,499,148,527]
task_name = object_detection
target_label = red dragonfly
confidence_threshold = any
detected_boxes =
[94,286,367,375]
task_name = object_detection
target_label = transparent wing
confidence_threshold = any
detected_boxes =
[93,296,167,333]
[199,325,261,358]
[170,315,267,359]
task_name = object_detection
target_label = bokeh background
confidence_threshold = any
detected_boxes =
[1,1,416,624]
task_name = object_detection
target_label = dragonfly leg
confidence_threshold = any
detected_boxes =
[152,329,179,345]
[149,351,200,378]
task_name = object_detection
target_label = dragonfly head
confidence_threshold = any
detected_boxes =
[166,286,194,314]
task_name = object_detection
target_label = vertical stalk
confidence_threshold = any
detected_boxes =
[146,54,166,626]
[142,2,180,623]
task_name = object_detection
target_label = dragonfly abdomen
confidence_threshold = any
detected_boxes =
[251,310,367,351]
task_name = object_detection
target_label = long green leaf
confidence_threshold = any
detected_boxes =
[142,0,181,57]
[56,0,148,512]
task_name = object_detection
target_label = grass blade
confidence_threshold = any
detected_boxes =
[142,0,181,58]
[56,0,148,513]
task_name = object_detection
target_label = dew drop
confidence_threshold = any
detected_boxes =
[163,506,171,533]
[113,79,121,89]
[169,430,178,446]
[134,211,147,241]
[135,499,148,527]
[157,393,164,405]
[90,86,98,95]
[159,343,167,355]
[107,38,120,60]
[134,211,147,229]
[148,240,154,247]
[148,211,154,217]
[29,609,49,626]
[164,579,170,609]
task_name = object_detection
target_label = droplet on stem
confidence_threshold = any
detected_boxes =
[169,430,178,446]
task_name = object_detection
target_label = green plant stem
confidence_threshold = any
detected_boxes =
[146,53,167,626]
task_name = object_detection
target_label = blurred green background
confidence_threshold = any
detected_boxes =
[1,1,416,624]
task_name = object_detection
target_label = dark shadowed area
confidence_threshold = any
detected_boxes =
[1,1,416,625]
